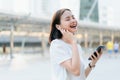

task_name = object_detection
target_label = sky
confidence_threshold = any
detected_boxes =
[0,0,29,14]
[13,0,29,14]
[0,0,120,26]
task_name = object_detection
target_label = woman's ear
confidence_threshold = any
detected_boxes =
[56,24,61,30]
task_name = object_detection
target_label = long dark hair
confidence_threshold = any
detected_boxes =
[49,8,71,43]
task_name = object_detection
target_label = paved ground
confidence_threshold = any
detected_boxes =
[0,53,120,80]
[85,54,120,80]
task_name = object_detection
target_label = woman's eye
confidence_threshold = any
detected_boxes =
[66,18,70,21]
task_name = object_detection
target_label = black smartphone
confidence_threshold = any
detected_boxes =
[88,45,105,60]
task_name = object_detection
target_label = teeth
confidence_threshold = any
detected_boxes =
[70,26,76,28]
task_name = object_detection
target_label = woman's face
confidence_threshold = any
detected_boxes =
[59,10,78,33]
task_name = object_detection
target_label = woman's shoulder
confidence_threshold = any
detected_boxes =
[51,39,62,44]
[50,39,65,47]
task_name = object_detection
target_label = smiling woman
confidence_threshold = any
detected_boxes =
[49,8,103,80]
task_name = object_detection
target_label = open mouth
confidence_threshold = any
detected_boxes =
[70,26,77,28]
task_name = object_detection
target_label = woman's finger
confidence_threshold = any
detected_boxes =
[92,53,97,60]
[96,51,99,57]
[60,29,64,34]
[91,55,95,60]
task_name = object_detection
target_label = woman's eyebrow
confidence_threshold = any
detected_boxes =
[65,16,70,19]
[65,15,74,18]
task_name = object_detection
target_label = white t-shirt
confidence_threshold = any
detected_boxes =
[50,39,86,80]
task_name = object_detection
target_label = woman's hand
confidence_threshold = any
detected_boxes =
[58,27,75,44]
[85,49,103,77]
[89,50,103,67]
[57,27,80,76]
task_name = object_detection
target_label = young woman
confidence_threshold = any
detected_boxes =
[49,8,102,80]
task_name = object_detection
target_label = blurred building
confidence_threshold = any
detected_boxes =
[0,0,120,54]
[98,0,120,27]
[80,0,99,22]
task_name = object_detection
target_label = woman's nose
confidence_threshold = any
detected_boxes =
[71,19,77,24]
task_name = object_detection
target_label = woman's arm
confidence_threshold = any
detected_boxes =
[85,51,102,77]
[57,28,81,76]
[85,63,94,77]
[57,27,103,77]
[61,41,80,76]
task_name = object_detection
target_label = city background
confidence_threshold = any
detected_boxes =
[0,0,120,80]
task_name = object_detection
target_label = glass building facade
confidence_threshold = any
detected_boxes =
[80,0,99,22]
